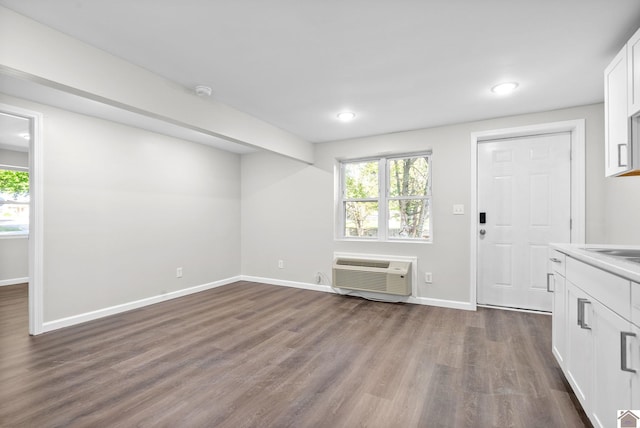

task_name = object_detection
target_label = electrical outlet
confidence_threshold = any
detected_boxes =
[453,204,464,215]
[424,272,433,283]
[278,260,284,269]
[176,267,183,278]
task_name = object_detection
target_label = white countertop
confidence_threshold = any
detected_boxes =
[551,243,640,283]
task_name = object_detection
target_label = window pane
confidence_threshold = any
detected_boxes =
[388,157,429,197]
[388,199,430,239]
[344,201,378,237]
[344,161,378,199]
[0,170,30,235]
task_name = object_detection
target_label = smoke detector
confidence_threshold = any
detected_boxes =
[195,85,212,97]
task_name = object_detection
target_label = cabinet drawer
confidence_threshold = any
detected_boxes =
[633,283,640,327]
[549,250,566,277]
[566,257,631,320]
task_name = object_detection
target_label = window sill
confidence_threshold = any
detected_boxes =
[0,233,29,240]
[337,237,432,244]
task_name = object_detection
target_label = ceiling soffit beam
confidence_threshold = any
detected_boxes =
[0,6,314,164]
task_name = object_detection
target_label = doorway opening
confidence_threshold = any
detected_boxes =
[0,103,44,334]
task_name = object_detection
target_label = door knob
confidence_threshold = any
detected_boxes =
[479,229,486,236]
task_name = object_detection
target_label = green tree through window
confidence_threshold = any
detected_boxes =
[0,169,30,234]
[344,161,379,237]
[389,157,430,239]
[0,170,29,199]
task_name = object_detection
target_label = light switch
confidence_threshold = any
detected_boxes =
[453,204,464,215]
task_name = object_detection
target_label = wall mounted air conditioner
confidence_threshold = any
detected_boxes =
[332,258,412,296]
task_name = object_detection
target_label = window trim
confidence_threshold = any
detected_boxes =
[336,151,432,243]
[0,164,28,172]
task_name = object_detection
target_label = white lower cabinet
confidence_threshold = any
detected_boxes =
[554,256,637,428]
[633,284,640,407]
[565,281,592,410]
[549,251,567,368]
[591,299,633,428]
[633,323,640,406]
[551,273,566,367]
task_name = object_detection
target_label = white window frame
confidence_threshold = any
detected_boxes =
[336,151,432,242]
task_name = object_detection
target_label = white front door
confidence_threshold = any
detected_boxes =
[477,133,571,311]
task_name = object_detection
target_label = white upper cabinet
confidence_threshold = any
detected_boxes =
[604,27,640,177]
[629,30,640,116]
[605,46,629,177]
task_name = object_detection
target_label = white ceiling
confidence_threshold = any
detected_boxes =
[1,0,640,145]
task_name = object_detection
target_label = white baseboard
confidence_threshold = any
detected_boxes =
[41,275,475,333]
[0,277,29,287]
[241,275,335,294]
[477,304,551,315]
[406,296,475,311]
[241,275,475,311]
[42,276,242,333]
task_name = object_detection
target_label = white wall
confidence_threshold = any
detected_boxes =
[242,103,612,305]
[0,148,29,284]
[2,92,634,319]
[0,237,28,285]
[1,93,241,322]
[603,175,640,243]
[0,148,28,167]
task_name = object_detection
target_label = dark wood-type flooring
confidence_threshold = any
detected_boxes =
[0,281,590,427]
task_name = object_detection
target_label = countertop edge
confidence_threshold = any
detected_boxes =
[550,243,640,284]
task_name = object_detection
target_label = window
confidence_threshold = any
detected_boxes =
[0,168,30,236]
[339,153,431,241]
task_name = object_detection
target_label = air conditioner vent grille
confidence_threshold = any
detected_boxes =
[332,257,411,296]
[334,270,388,293]
[335,259,390,269]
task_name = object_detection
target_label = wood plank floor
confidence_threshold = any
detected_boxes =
[0,281,591,427]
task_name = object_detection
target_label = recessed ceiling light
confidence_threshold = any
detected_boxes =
[195,85,212,97]
[337,111,356,122]
[491,82,519,95]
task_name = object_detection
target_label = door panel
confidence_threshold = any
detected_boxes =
[529,245,549,291]
[478,133,571,311]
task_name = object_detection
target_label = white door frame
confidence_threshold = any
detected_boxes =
[1,103,44,334]
[469,119,586,311]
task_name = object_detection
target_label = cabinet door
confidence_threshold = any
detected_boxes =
[551,273,567,368]
[633,287,640,408]
[629,28,640,116]
[632,324,640,409]
[605,46,630,177]
[591,300,633,428]
[566,282,593,410]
